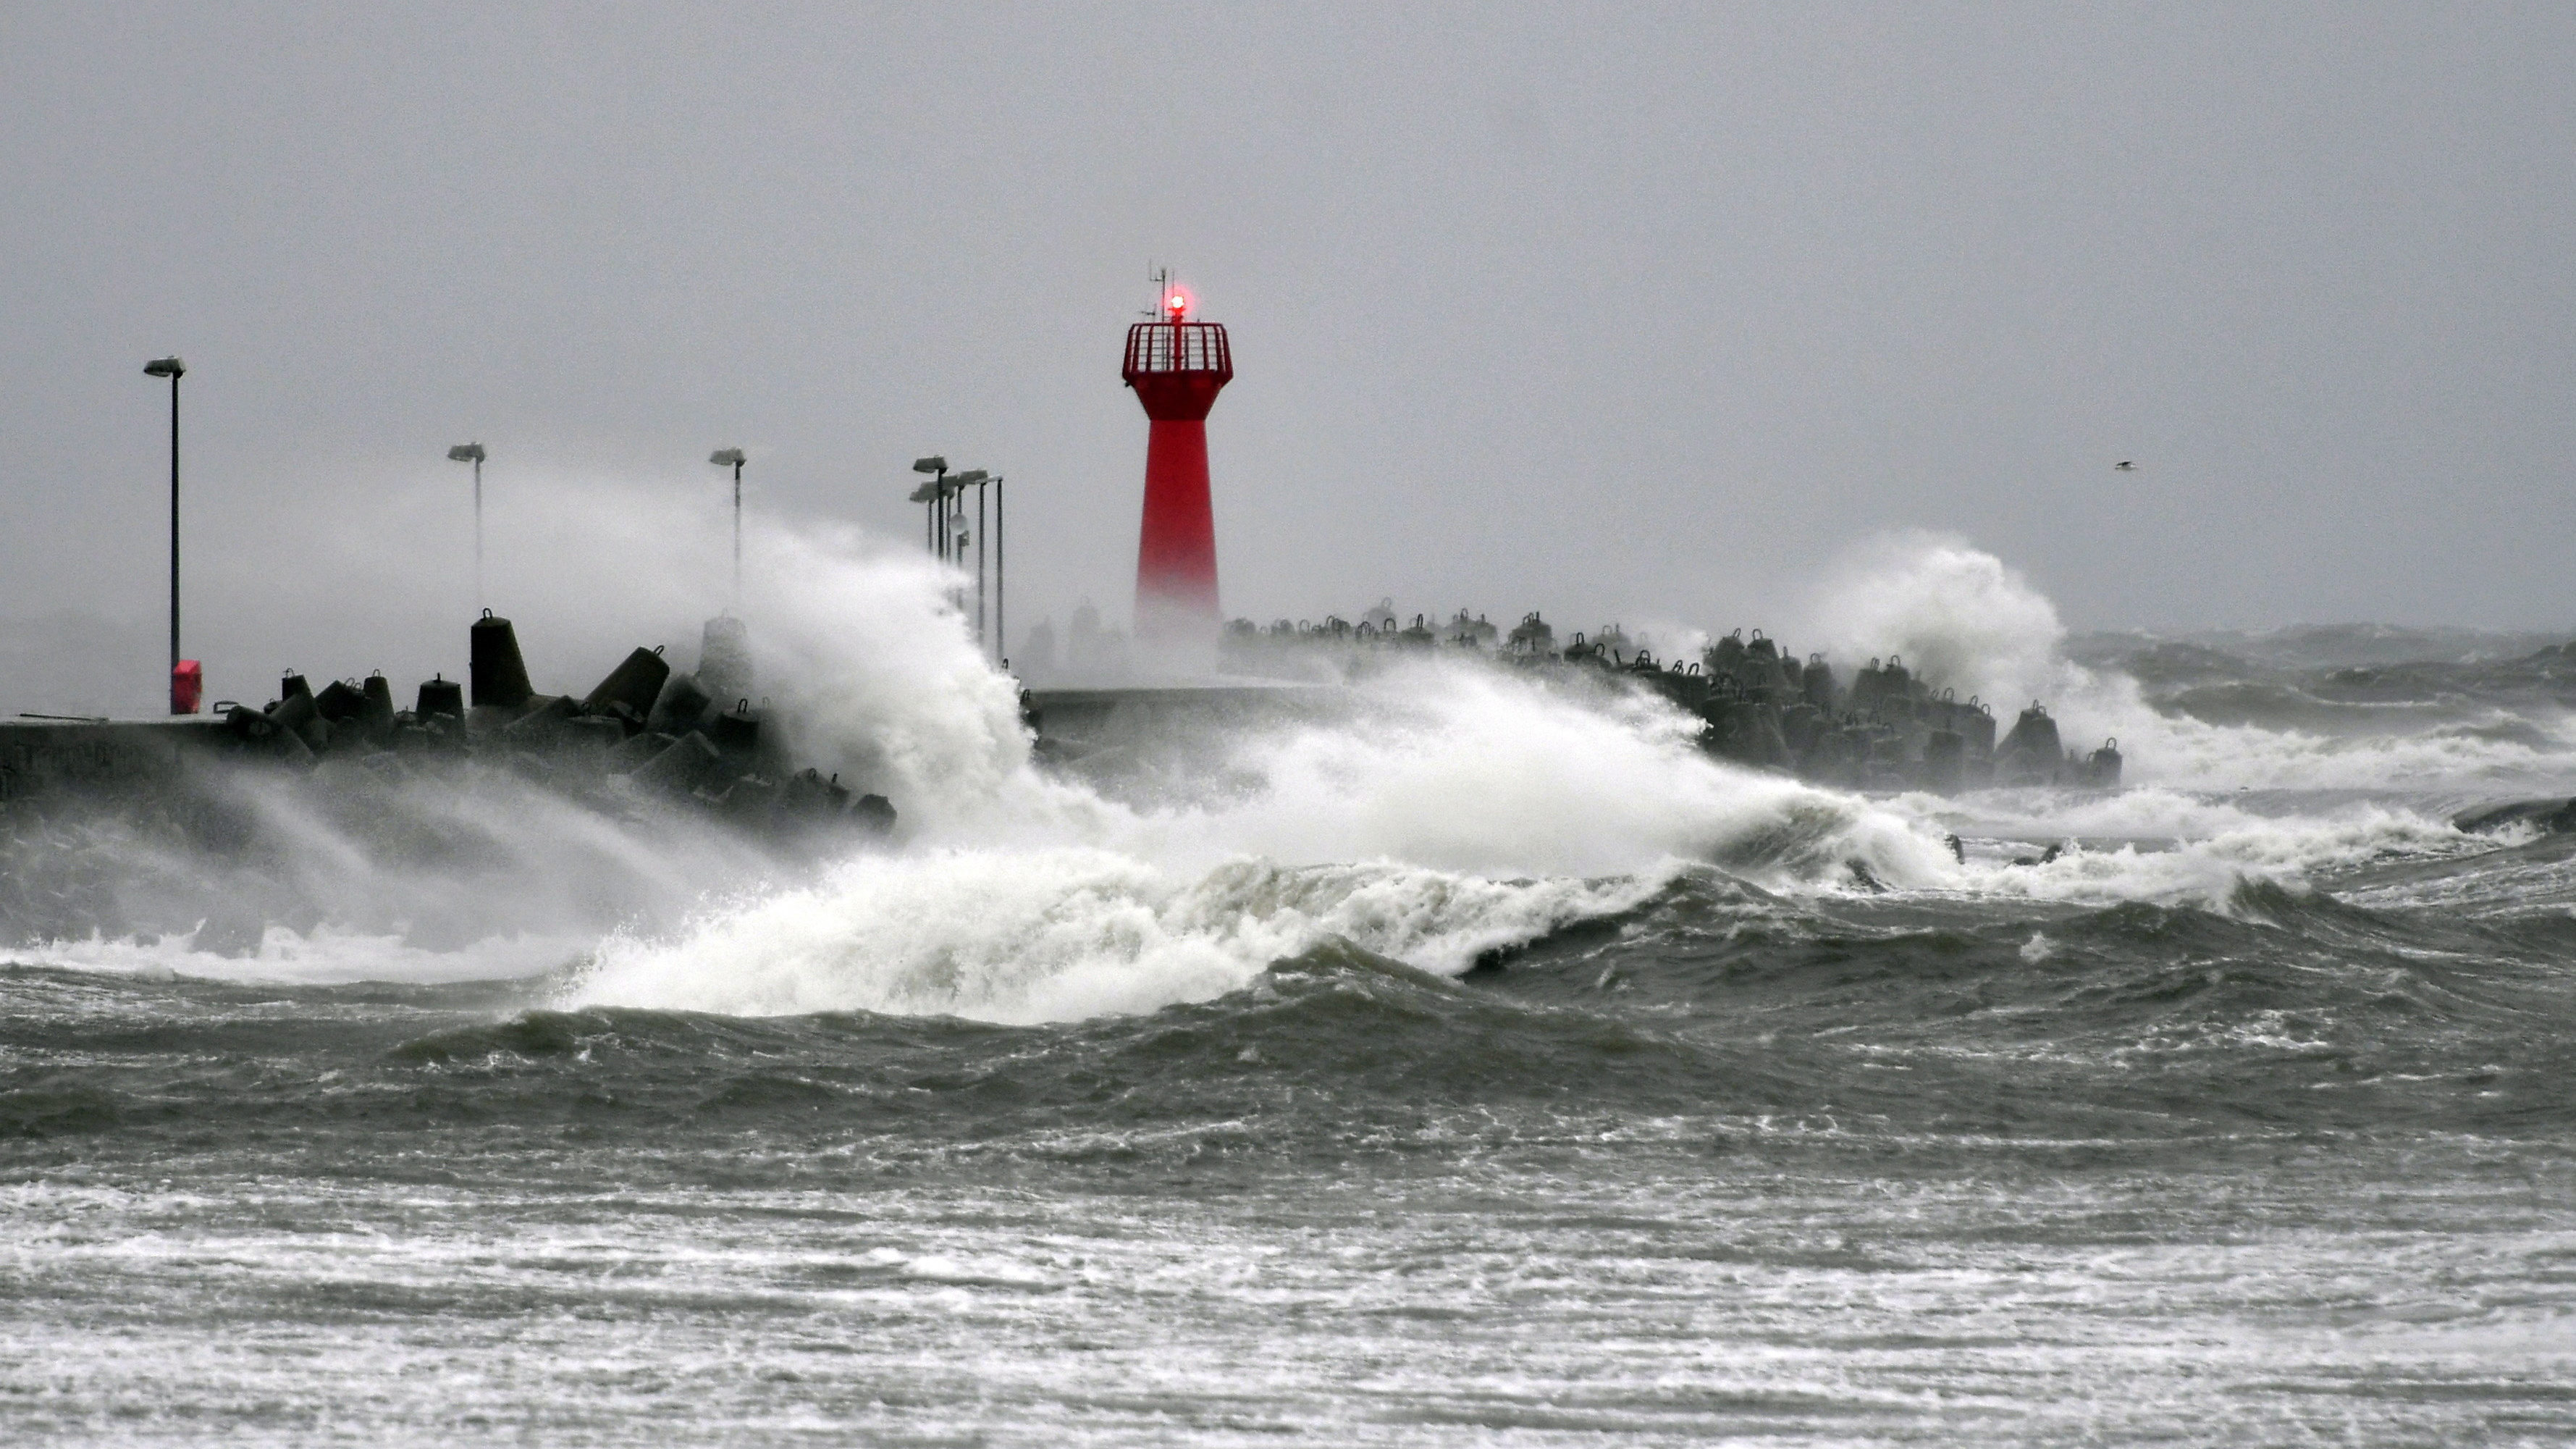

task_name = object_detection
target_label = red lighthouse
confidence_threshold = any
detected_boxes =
[1123,281,1233,639]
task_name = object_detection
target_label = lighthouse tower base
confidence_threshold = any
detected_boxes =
[1129,597,1222,680]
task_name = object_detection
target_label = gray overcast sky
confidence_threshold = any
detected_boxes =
[4,3,2572,710]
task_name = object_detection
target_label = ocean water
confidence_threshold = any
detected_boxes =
[7,537,2575,1445]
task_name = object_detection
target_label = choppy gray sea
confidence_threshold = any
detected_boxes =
[8,621,2576,1445]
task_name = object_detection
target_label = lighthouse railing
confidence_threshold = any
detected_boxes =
[1124,322,1232,377]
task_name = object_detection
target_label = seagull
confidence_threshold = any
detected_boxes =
[2114,461,2137,471]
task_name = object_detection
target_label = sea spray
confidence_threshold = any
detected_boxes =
[560,645,1975,1020]
[563,852,1679,1022]
[1803,531,2074,715]
[1944,805,2491,906]
[1103,660,1937,883]
[14,517,2567,996]
[1799,532,2576,793]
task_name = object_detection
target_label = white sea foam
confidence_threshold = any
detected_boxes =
[30,925,584,986]
[557,559,2526,1022]
[563,598,1974,1020]
[563,850,1675,1022]
[562,565,1966,1021]
[1937,804,2493,907]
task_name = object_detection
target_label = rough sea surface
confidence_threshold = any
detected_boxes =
[7,567,2575,1445]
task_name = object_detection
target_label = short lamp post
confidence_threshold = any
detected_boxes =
[143,356,193,713]
[447,443,487,609]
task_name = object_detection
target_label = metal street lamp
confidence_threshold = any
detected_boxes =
[910,455,948,558]
[906,458,1006,663]
[447,443,487,608]
[710,448,747,607]
[143,356,190,713]
[949,469,990,651]
[990,474,1007,668]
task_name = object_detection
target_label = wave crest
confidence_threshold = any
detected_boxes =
[563,850,1675,1023]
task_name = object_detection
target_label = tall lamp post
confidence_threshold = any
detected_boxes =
[949,469,989,650]
[709,448,747,608]
[992,474,1006,668]
[909,455,948,559]
[447,443,486,609]
[907,457,1006,663]
[143,356,191,713]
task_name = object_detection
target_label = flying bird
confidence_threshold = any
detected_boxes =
[2113,461,2137,471]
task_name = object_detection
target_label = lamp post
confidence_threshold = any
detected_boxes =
[143,356,188,713]
[993,474,1006,669]
[709,448,747,608]
[948,469,990,649]
[909,455,948,559]
[447,443,486,609]
[908,457,1005,662]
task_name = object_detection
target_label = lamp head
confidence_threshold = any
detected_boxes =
[446,443,484,463]
[709,448,746,467]
[912,455,948,474]
[143,356,185,379]
[951,469,989,486]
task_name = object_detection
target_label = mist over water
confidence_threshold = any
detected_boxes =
[9,520,2576,1444]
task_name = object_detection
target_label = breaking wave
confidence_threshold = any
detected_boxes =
[564,852,1672,1023]
[1801,530,2576,794]
[12,511,2570,1023]
[551,532,2568,1023]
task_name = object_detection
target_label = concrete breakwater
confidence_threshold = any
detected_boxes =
[0,613,893,952]
[1216,609,2122,793]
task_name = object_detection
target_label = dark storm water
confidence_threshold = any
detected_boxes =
[8,839,2576,1445]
